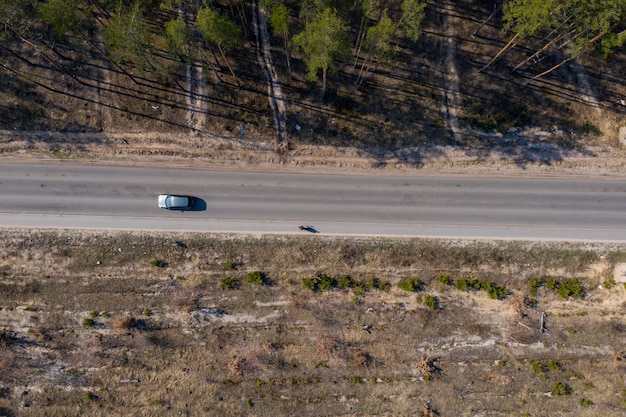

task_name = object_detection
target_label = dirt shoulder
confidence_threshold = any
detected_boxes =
[1,130,625,177]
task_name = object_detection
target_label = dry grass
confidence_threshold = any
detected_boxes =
[0,229,624,416]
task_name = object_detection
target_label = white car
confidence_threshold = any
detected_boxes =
[158,194,193,210]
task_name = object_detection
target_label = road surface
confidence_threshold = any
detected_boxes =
[0,162,624,242]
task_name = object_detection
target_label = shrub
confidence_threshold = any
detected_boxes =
[82,318,95,328]
[23,305,37,312]
[531,362,544,374]
[143,309,152,317]
[150,258,167,268]
[102,311,110,318]
[546,278,559,289]
[603,278,615,290]
[456,278,480,291]
[336,275,354,288]
[246,271,266,286]
[112,316,133,332]
[552,381,570,395]
[547,361,561,372]
[423,295,438,310]
[317,273,336,291]
[529,277,543,296]
[398,278,421,292]
[302,276,318,292]
[437,274,451,285]
[578,398,593,407]
[557,279,584,298]
[365,277,380,290]
[378,281,391,292]
[88,311,98,318]
[224,261,236,270]
[220,277,240,290]
[82,392,94,404]
[486,284,509,300]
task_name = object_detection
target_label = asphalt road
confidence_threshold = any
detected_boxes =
[0,162,624,242]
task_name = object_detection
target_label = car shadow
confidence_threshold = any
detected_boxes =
[186,197,207,212]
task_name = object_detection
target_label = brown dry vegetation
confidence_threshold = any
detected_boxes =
[0,229,625,416]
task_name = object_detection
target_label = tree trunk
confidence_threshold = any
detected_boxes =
[472,3,500,38]
[217,44,240,87]
[524,56,574,84]
[478,32,519,73]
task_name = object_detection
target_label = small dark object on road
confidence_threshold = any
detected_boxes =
[298,225,319,233]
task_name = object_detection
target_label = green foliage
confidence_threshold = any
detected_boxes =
[224,261,236,270]
[437,274,451,285]
[603,277,616,290]
[557,279,584,298]
[164,17,190,59]
[302,276,318,291]
[531,361,544,374]
[102,311,110,318]
[197,6,241,49]
[220,276,240,290]
[578,398,593,407]
[23,305,37,312]
[546,278,558,289]
[363,14,395,62]
[455,278,480,292]
[82,392,93,404]
[291,7,350,87]
[365,276,391,292]
[552,381,570,396]
[150,258,167,268]
[547,361,561,372]
[268,4,289,35]
[423,295,438,310]
[348,376,362,384]
[398,277,421,292]
[399,0,426,42]
[246,271,266,286]
[82,318,95,328]
[105,3,152,68]
[143,309,152,317]
[37,0,90,40]
[88,310,97,318]
[246,398,254,407]
[529,277,543,296]
[336,274,355,288]
[317,273,336,291]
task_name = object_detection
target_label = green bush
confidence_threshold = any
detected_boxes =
[88,310,98,318]
[486,284,509,300]
[437,274,451,285]
[224,261,236,270]
[378,281,391,292]
[143,309,152,317]
[365,277,380,290]
[603,278,615,289]
[546,278,559,289]
[455,279,469,291]
[552,381,570,395]
[423,295,438,310]
[531,362,544,374]
[529,277,543,296]
[317,273,336,291]
[246,271,266,286]
[547,361,561,372]
[82,318,95,328]
[302,276,318,292]
[150,258,167,268]
[398,278,421,292]
[557,279,584,298]
[220,276,240,290]
[578,398,593,407]
[336,275,355,288]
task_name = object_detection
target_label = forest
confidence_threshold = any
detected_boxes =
[1,0,625,153]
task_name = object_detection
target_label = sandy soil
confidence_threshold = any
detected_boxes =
[0,130,625,177]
